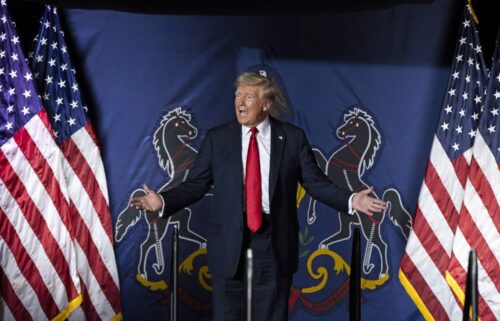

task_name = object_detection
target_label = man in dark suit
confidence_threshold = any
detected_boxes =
[131,71,386,321]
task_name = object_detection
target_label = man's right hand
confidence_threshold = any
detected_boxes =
[130,184,163,212]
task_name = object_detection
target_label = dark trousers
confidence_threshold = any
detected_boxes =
[211,215,292,321]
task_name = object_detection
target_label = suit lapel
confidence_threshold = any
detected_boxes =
[269,117,285,204]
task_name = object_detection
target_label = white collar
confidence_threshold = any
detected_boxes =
[242,115,270,136]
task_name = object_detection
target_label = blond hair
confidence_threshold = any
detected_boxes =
[235,72,289,119]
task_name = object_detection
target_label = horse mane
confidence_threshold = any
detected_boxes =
[344,108,381,175]
[152,107,191,175]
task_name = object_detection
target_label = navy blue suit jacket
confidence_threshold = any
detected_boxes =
[161,117,352,278]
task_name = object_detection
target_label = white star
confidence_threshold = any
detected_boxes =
[61,46,67,54]
[0,50,5,58]
[70,100,78,109]
[8,87,15,95]
[456,54,463,62]
[0,67,3,75]
[459,37,466,45]
[0,16,5,24]
[21,106,30,115]
[494,91,500,99]
[11,53,18,61]
[61,63,68,71]
[452,142,460,151]
[11,36,19,45]
[22,89,31,98]
[0,32,6,41]
[471,112,480,120]
[67,117,76,126]
[24,72,33,81]
[448,88,456,97]
[44,21,51,28]
[5,121,13,130]
[474,45,482,53]
[487,125,496,133]
[54,131,58,138]
[455,126,463,134]
[43,92,50,101]
[458,109,465,117]
[40,37,48,45]
[36,55,43,63]
[441,122,449,131]
[7,104,14,113]
[48,58,56,67]
[56,97,63,105]
[462,92,468,100]
[8,70,17,78]
[45,75,53,84]
[71,83,79,92]
[467,58,474,65]
[468,129,476,138]
[474,95,482,104]
[497,72,500,83]
[58,79,66,88]
[465,75,471,83]
[491,108,499,116]
[463,19,470,28]
[452,71,459,79]
[53,113,61,122]
[445,105,453,113]
[51,42,58,50]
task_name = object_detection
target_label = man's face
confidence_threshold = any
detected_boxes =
[234,85,270,127]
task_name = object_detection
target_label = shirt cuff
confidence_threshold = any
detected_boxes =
[158,194,166,217]
[348,193,357,215]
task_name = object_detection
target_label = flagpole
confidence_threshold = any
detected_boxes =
[462,250,478,321]
[170,226,179,321]
[246,248,253,321]
[350,228,361,321]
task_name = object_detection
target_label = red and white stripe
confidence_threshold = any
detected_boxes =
[0,109,82,320]
[400,136,467,321]
[447,133,500,321]
[57,123,121,321]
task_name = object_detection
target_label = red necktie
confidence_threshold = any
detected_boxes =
[246,127,262,233]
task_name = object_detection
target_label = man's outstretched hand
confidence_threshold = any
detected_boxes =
[130,184,163,212]
[352,186,387,216]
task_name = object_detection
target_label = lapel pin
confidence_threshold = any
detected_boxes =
[278,136,283,140]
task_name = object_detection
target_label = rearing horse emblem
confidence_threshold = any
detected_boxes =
[308,107,412,278]
[115,107,207,286]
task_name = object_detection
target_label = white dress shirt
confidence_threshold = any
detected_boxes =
[242,116,271,214]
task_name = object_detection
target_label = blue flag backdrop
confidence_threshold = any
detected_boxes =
[9,0,481,320]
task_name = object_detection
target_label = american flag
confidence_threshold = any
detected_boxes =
[29,5,122,321]
[399,5,489,321]
[446,28,500,321]
[0,1,82,320]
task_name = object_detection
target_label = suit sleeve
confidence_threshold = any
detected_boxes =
[297,129,353,213]
[159,131,214,216]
